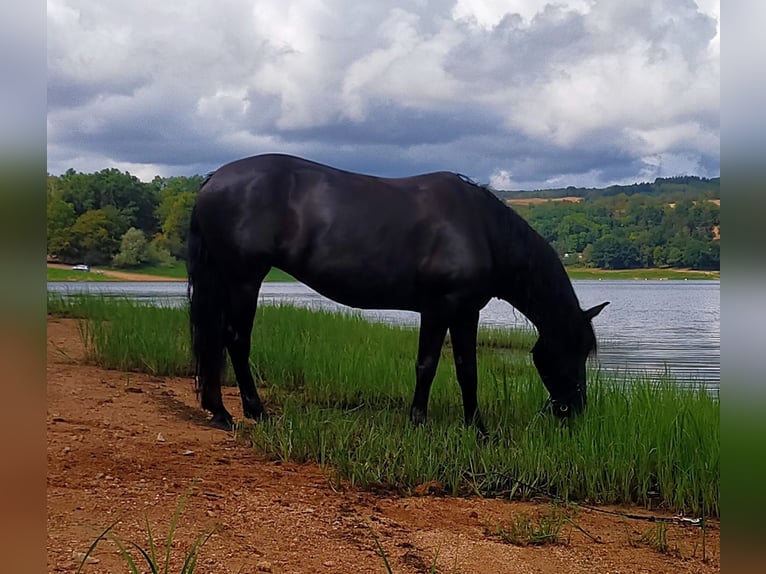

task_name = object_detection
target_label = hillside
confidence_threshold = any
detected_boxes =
[495,176,720,203]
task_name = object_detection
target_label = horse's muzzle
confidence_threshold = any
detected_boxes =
[549,387,586,419]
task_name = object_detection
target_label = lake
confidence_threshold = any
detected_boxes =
[48,279,720,390]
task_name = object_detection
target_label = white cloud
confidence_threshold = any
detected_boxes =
[342,9,463,120]
[489,168,515,190]
[452,0,594,29]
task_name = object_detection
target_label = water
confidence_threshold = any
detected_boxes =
[48,279,720,388]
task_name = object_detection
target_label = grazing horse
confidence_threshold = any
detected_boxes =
[187,154,608,431]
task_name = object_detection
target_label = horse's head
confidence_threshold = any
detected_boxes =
[532,301,609,418]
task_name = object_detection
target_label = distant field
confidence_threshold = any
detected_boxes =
[506,196,583,206]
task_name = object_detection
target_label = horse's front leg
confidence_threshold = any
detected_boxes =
[409,311,448,426]
[449,308,487,435]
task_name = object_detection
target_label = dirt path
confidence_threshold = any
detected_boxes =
[47,317,719,573]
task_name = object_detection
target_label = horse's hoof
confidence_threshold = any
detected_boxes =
[242,399,265,421]
[470,421,489,441]
[209,411,234,430]
[243,408,267,422]
[409,406,427,427]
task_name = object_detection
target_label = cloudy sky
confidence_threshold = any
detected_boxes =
[47,0,719,190]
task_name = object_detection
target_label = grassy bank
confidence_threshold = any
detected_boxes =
[47,263,294,282]
[49,263,718,283]
[48,294,719,517]
[565,266,719,280]
[46,267,114,282]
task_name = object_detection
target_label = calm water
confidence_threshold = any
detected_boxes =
[48,279,720,388]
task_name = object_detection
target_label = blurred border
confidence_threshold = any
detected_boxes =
[722,1,766,572]
[21,0,763,571]
[0,0,46,570]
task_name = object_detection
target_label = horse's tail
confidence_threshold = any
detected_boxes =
[187,200,227,406]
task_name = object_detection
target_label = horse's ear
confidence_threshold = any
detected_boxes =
[584,301,609,320]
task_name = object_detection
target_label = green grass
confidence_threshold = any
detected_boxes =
[48,294,719,518]
[112,261,188,278]
[565,266,719,280]
[46,267,114,282]
[50,262,295,282]
[102,262,295,282]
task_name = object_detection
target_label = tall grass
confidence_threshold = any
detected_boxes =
[48,294,719,517]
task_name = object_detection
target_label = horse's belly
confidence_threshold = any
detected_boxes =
[286,268,419,311]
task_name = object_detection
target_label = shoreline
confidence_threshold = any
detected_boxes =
[46,263,184,282]
[47,263,720,283]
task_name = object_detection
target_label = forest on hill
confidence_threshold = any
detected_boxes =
[495,176,720,270]
[497,175,720,202]
[46,170,719,271]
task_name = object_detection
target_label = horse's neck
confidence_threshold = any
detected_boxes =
[496,215,582,337]
[519,276,581,338]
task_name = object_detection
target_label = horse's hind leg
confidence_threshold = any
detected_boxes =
[449,308,487,435]
[225,278,266,421]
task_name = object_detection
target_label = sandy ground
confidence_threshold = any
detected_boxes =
[47,317,719,573]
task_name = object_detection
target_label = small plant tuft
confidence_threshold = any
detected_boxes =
[640,522,681,556]
[487,507,566,546]
[76,490,218,574]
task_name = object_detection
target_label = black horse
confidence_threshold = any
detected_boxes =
[187,154,608,431]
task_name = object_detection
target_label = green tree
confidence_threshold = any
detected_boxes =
[665,245,684,267]
[556,212,603,253]
[113,227,149,268]
[682,239,720,270]
[58,168,158,233]
[69,207,129,265]
[159,191,196,259]
[146,236,176,267]
[47,197,77,260]
[588,235,640,269]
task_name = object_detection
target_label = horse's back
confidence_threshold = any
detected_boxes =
[194,154,505,310]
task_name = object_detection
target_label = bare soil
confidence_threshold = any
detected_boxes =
[47,317,719,573]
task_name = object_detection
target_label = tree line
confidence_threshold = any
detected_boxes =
[46,168,720,271]
[513,193,720,270]
[47,168,202,267]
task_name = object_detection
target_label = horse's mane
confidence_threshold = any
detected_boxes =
[200,171,216,188]
[455,173,483,187]
[455,173,509,208]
